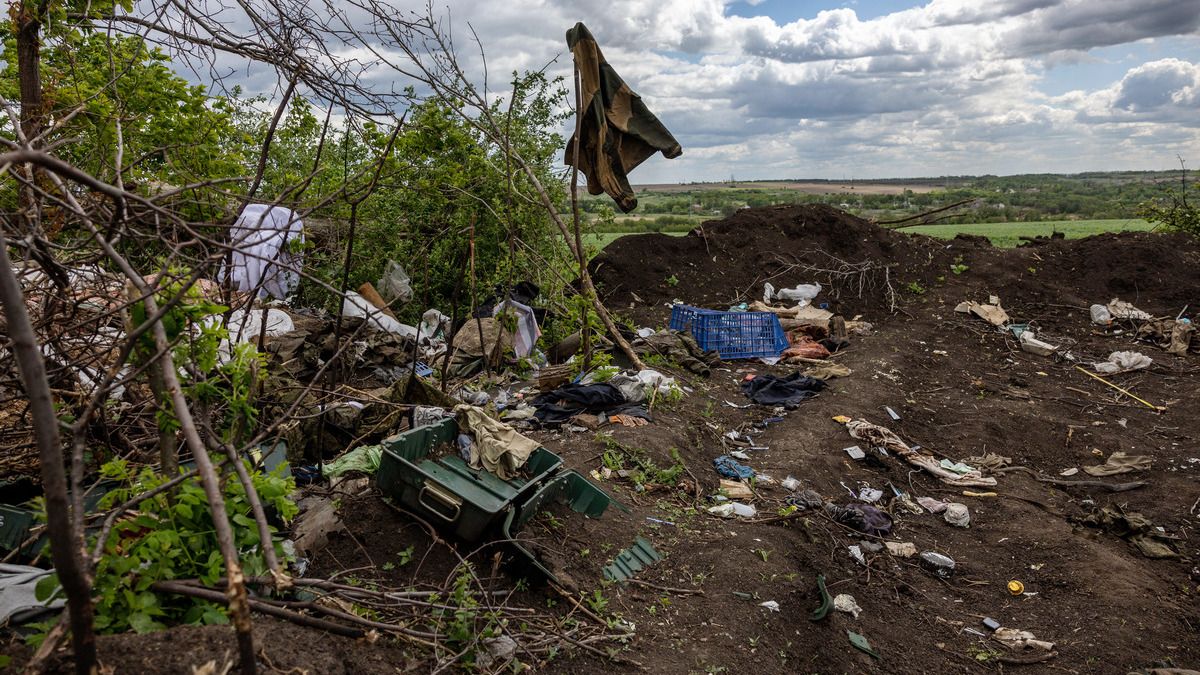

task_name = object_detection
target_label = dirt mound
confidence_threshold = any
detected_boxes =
[591,205,1200,326]
[590,204,938,324]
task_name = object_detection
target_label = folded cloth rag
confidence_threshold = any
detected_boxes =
[454,405,541,480]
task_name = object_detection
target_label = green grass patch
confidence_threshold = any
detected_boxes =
[904,219,1154,247]
[585,230,687,249]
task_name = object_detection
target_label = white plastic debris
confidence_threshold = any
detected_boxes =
[848,545,866,565]
[1092,351,1152,375]
[764,282,821,306]
[833,594,862,619]
[943,502,971,528]
[1019,330,1058,356]
[376,260,413,305]
[759,600,780,612]
[341,291,419,338]
[418,309,450,343]
[636,327,655,338]
[1107,298,1152,321]
[707,502,757,519]
[781,476,801,491]
[885,541,917,558]
[1090,304,1112,324]
[858,487,884,503]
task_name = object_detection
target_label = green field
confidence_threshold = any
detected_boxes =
[586,218,1155,252]
[903,219,1154,247]
[584,230,687,249]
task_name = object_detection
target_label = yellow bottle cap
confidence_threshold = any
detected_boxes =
[1007,580,1024,595]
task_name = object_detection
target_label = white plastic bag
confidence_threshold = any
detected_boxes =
[764,282,822,306]
[377,260,413,305]
[341,291,418,338]
[1092,351,1152,374]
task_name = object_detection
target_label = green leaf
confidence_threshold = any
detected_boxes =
[34,573,61,603]
[128,611,166,634]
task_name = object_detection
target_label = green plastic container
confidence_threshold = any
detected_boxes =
[376,418,564,541]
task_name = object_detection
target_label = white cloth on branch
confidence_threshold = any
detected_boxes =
[227,204,305,299]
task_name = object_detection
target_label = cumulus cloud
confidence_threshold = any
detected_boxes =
[133,0,1200,179]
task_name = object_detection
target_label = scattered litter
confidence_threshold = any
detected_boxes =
[1080,506,1180,558]
[810,574,833,622]
[962,490,996,498]
[955,298,1010,326]
[828,503,893,537]
[993,627,1056,652]
[741,372,826,408]
[847,630,880,659]
[859,540,883,554]
[713,455,755,480]
[1091,351,1152,374]
[884,406,901,421]
[1083,451,1152,476]
[707,502,757,519]
[844,445,866,460]
[781,476,801,491]
[848,545,866,566]
[966,453,1012,472]
[719,479,753,500]
[885,541,917,558]
[1007,580,1025,595]
[939,459,976,475]
[786,489,825,511]
[943,502,971,528]
[918,496,949,514]
[759,600,781,612]
[1107,298,1152,321]
[763,282,821,306]
[1090,304,1112,325]
[323,444,383,478]
[1060,468,1079,476]
[983,617,1001,631]
[1019,330,1058,356]
[832,415,852,424]
[645,517,675,527]
[858,487,884,503]
[919,551,956,578]
[833,594,862,619]
[847,419,997,488]
[728,450,751,461]
[803,363,852,380]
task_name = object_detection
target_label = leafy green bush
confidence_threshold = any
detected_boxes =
[37,461,297,636]
[1138,167,1198,236]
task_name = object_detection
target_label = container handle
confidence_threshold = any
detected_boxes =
[418,483,462,523]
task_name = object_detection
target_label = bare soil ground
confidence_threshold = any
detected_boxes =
[12,205,1199,674]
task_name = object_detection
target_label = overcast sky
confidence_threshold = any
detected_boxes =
[192,0,1200,182]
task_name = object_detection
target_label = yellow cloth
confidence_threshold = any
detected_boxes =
[453,405,540,480]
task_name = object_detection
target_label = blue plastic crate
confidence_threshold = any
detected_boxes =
[669,304,789,359]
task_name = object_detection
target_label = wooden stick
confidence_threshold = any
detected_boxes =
[1074,366,1165,412]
